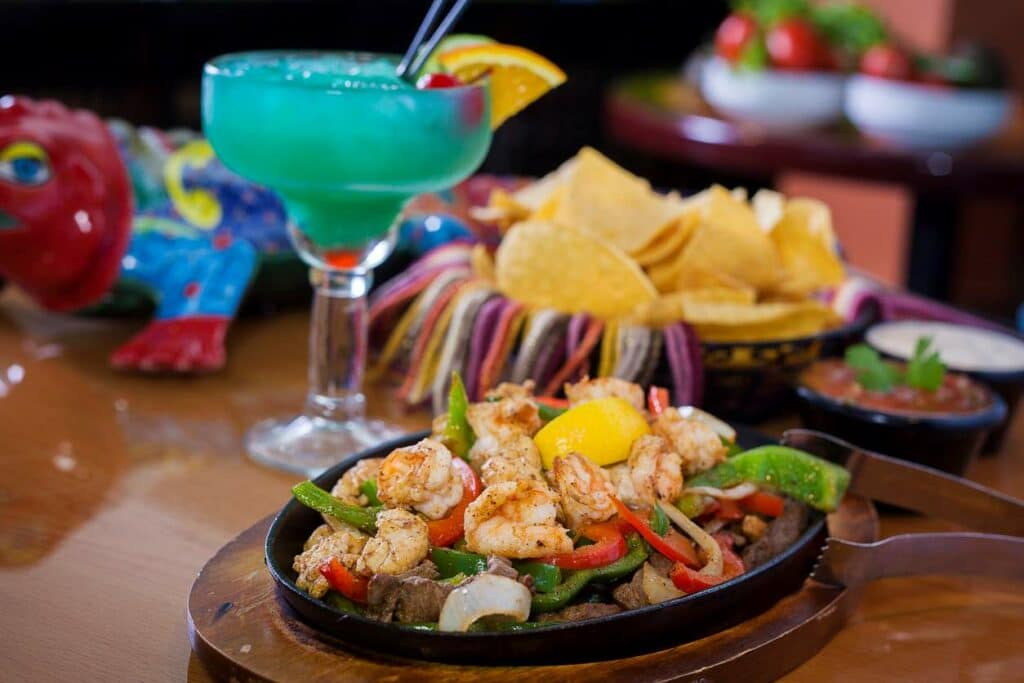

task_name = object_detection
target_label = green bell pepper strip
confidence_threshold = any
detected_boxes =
[291,481,380,534]
[359,478,381,506]
[431,547,488,578]
[325,592,364,615]
[649,504,669,536]
[439,572,468,586]
[537,402,567,422]
[431,548,562,593]
[686,445,851,512]
[675,492,707,519]
[442,372,475,459]
[721,437,744,458]
[531,534,648,613]
[512,561,562,593]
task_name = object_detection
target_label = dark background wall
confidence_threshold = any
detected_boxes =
[2,0,726,176]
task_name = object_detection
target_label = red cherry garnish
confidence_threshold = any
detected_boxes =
[416,73,464,89]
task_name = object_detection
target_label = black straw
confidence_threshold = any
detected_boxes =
[396,0,471,83]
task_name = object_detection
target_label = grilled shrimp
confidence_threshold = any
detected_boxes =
[627,434,684,503]
[551,453,617,529]
[651,410,727,476]
[331,457,384,506]
[466,396,542,440]
[485,380,535,401]
[469,432,545,487]
[293,523,369,598]
[607,463,642,507]
[564,376,645,412]
[464,479,573,558]
[377,439,464,520]
[355,508,429,576]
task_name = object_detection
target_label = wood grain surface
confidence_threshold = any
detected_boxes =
[1,289,1023,682]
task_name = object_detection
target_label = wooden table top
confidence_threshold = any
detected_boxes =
[2,289,1022,682]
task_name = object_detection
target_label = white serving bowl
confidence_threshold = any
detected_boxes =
[700,56,846,131]
[845,74,1011,150]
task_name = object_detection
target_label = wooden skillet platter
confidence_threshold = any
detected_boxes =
[187,493,878,681]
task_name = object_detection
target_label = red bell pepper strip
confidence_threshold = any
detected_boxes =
[741,491,785,518]
[669,533,745,593]
[426,458,482,547]
[647,386,671,416]
[715,498,744,521]
[535,396,569,410]
[543,521,627,570]
[319,557,369,603]
[612,496,700,568]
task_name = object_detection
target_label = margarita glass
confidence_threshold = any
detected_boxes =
[202,51,491,474]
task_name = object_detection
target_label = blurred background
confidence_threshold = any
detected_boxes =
[4,0,1023,323]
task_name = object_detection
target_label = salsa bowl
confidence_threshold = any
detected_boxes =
[795,369,1006,475]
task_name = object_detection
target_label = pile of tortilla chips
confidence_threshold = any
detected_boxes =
[476,147,844,342]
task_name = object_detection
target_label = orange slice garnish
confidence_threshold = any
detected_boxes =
[438,44,567,129]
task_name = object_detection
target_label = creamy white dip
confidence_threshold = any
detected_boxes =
[866,321,1024,373]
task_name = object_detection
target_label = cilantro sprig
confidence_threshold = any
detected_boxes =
[844,336,946,393]
[905,336,946,391]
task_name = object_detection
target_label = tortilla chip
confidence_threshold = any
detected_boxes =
[496,220,657,318]
[471,158,578,230]
[471,243,495,283]
[632,211,699,266]
[513,157,578,211]
[752,189,785,232]
[553,147,685,255]
[681,300,840,342]
[674,186,781,291]
[770,198,845,297]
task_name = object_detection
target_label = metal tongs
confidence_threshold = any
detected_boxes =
[781,429,1024,589]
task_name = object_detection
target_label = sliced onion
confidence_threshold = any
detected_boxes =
[702,518,727,535]
[677,406,736,443]
[657,500,723,577]
[641,562,686,604]
[438,574,532,632]
[684,483,758,500]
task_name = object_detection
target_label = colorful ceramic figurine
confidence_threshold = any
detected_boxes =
[0,96,486,372]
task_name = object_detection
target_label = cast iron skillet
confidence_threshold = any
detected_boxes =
[266,426,826,664]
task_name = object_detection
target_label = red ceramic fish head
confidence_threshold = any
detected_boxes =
[0,96,132,311]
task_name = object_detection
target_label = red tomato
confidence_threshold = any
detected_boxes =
[416,73,464,89]
[715,12,759,63]
[766,19,827,71]
[859,44,915,81]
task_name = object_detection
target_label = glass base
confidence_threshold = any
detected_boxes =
[246,414,405,476]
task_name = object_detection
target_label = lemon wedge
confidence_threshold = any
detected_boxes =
[534,397,650,469]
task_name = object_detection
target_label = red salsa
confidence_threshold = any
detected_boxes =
[800,358,992,416]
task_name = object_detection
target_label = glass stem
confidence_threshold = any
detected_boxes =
[305,267,372,423]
